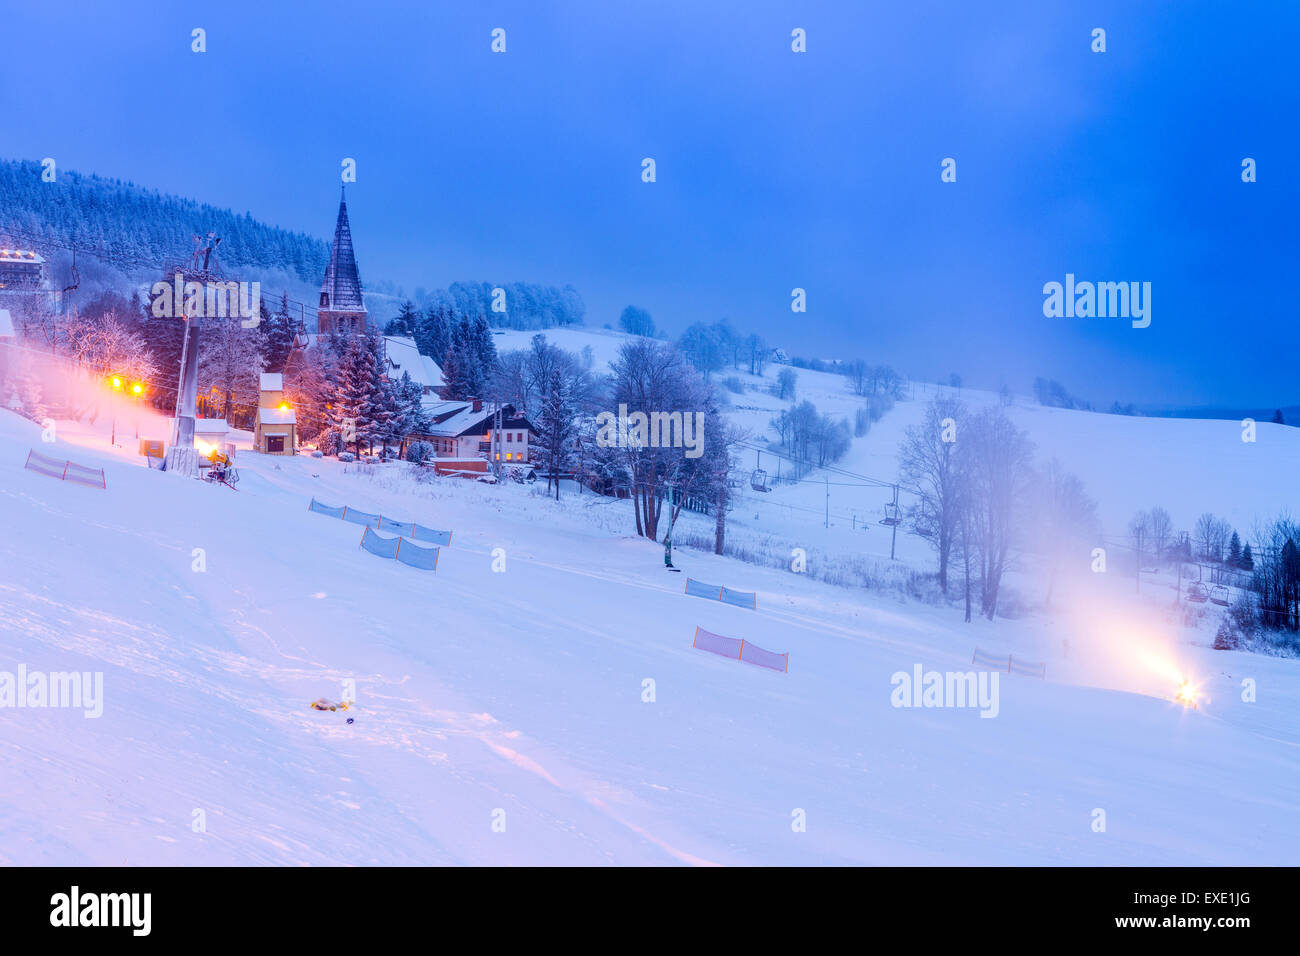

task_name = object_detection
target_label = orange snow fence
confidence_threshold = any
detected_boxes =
[24,449,106,489]
[971,647,1045,679]
[693,627,788,673]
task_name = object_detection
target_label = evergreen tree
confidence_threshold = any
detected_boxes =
[385,300,420,337]
[1228,531,1242,567]
[1272,409,1285,425]
[1241,542,1255,571]
[259,293,294,372]
[415,306,452,361]
[330,332,384,455]
[470,312,498,374]
[383,371,428,449]
[448,314,485,398]
[440,345,467,401]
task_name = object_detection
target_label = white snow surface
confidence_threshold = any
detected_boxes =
[1,359,1298,865]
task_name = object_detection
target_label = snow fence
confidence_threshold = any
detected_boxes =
[972,647,1046,679]
[309,498,453,545]
[684,578,757,610]
[359,527,440,571]
[693,627,788,673]
[24,450,106,489]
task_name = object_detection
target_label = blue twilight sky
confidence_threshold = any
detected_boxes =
[3,0,1296,406]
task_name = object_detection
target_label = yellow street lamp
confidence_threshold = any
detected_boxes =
[108,374,124,446]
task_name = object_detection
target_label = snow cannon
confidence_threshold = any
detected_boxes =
[1175,680,1200,709]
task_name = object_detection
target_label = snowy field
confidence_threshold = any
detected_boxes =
[1,388,1298,866]
[497,328,1300,566]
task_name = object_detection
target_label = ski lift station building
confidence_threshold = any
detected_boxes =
[253,373,297,455]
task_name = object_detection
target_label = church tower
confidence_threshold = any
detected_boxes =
[317,188,367,335]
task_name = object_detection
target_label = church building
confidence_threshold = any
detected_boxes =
[317,189,367,336]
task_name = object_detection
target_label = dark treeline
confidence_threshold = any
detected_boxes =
[398,282,585,331]
[0,159,329,283]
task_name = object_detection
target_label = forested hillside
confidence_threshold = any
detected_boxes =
[0,158,328,281]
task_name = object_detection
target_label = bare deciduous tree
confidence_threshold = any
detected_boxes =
[962,407,1036,620]
[899,395,967,593]
[1035,459,1099,606]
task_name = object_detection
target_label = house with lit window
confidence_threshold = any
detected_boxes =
[253,373,297,455]
[406,399,534,475]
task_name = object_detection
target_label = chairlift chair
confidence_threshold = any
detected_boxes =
[1187,583,1209,604]
[1209,585,1230,607]
[750,468,771,492]
[879,502,901,526]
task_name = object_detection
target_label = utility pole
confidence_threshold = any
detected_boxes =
[664,482,677,569]
[824,474,829,529]
[489,400,500,481]
[890,483,899,560]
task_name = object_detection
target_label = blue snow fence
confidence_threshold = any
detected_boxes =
[360,526,401,558]
[685,578,724,600]
[377,516,414,537]
[342,507,381,528]
[412,524,452,547]
[309,498,452,547]
[684,578,757,609]
[720,587,757,610]
[395,538,440,571]
[308,498,346,519]
[359,527,439,571]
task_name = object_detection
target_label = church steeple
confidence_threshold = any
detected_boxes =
[317,187,367,334]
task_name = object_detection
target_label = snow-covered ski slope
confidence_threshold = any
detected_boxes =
[499,327,1300,554]
[1,401,1297,865]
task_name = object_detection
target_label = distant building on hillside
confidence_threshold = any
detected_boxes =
[0,248,46,290]
[0,249,52,325]
[316,189,367,336]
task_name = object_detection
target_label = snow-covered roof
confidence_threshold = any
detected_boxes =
[383,336,445,390]
[0,309,13,338]
[422,402,533,438]
[260,373,283,392]
[423,402,493,437]
[194,418,230,434]
[257,407,297,425]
